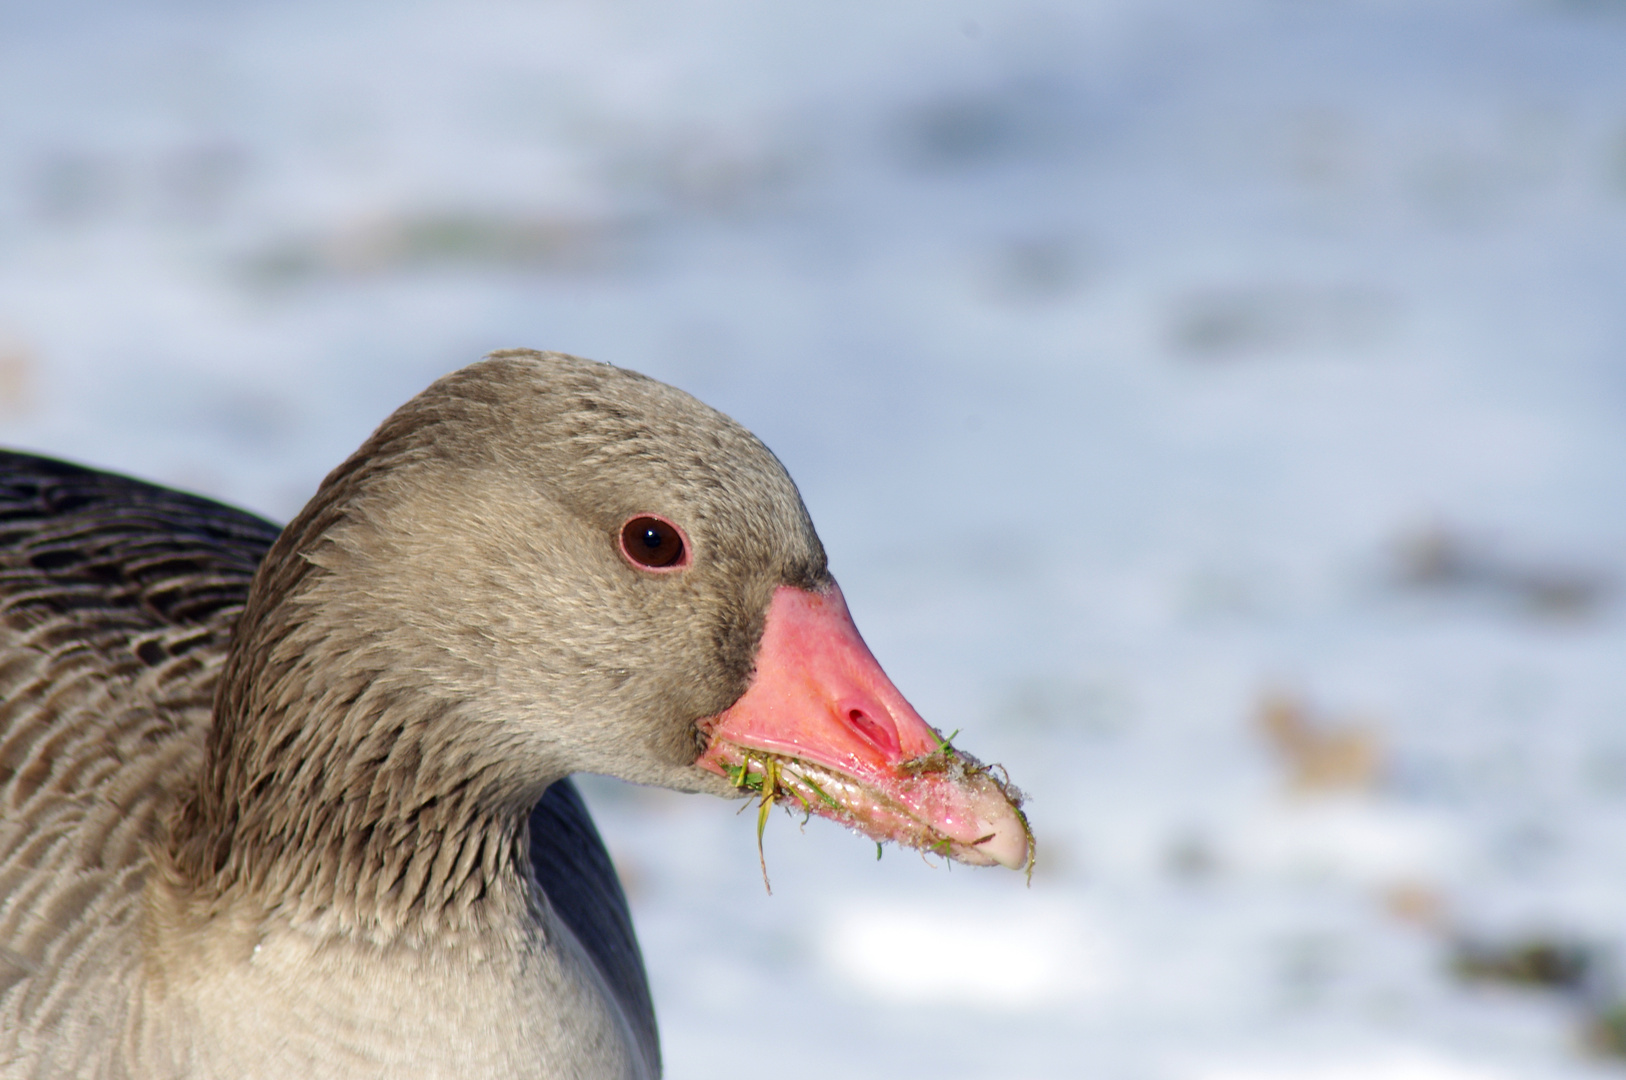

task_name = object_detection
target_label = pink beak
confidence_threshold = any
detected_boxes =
[697,583,1029,871]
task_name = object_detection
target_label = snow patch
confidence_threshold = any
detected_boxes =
[820,895,1113,1008]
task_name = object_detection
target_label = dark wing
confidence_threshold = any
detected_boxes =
[0,450,281,1045]
[0,450,281,632]
[530,780,660,1075]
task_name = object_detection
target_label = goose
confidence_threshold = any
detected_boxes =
[0,349,1029,1079]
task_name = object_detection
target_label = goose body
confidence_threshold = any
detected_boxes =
[0,351,1027,1078]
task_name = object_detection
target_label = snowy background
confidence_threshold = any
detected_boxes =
[4,1,1626,1076]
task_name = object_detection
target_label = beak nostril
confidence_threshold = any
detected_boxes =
[845,707,900,756]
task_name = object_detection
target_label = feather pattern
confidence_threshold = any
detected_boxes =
[0,449,657,1075]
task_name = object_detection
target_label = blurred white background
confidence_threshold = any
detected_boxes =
[5,1,1626,1076]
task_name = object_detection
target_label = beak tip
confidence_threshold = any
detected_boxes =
[974,807,1031,871]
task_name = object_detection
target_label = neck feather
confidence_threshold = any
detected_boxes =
[166,652,553,941]
[167,697,546,944]
[163,440,553,944]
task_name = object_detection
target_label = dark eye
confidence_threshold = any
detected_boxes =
[619,515,688,571]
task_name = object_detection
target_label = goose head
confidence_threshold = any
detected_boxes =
[173,350,1027,932]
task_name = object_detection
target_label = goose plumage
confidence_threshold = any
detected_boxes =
[0,350,1027,1079]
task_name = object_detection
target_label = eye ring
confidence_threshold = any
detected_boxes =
[618,514,691,572]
